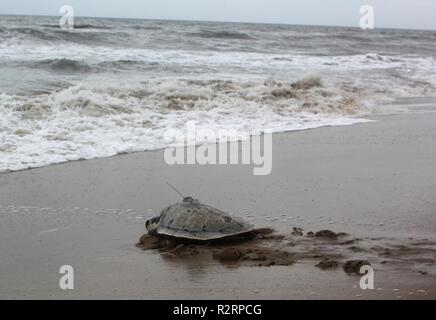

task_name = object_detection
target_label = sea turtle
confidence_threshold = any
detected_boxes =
[144,184,257,242]
[146,196,256,242]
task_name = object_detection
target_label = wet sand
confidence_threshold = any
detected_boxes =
[1,106,436,299]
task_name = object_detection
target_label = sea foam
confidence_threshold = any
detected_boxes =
[1,16,436,172]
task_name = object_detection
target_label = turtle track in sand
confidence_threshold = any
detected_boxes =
[137,227,436,275]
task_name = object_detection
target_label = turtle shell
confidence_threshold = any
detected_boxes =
[155,197,254,241]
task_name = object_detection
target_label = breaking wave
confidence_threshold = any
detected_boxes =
[0,74,416,172]
[2,16,436,172]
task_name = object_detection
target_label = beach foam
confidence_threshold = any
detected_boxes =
[1,75,380,172]
[1,16,436,172]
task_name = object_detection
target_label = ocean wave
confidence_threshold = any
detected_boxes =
[29,58,93,73]
[25,58,159,74]
[0,27,55,41]
[1,17,436,173]
[130,25,163,30]
[95,59,159,72]
[365,53,401,62]
[0,75,400,172]
[2,17,436,58]
[41,24,112,30]
[2,68,436,172]
[0,26,124,45]
[5,42,428,74]
[49,29,123,44]
[189,30,253,40]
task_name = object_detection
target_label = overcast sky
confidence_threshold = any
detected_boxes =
[1,0,435,30]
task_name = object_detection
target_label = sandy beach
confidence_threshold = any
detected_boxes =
[1,103,435,299]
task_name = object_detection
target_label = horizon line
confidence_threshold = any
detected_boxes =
[1,13,435,32]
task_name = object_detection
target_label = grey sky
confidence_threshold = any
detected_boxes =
[0,0,435,30]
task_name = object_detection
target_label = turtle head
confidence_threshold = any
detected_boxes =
[145,216,160,234]
[183,196,199,204]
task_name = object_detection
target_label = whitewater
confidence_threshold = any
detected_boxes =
[1,15,436,172]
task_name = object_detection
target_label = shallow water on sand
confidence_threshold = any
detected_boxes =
[0,205,435,299]
[1,110,436,299]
